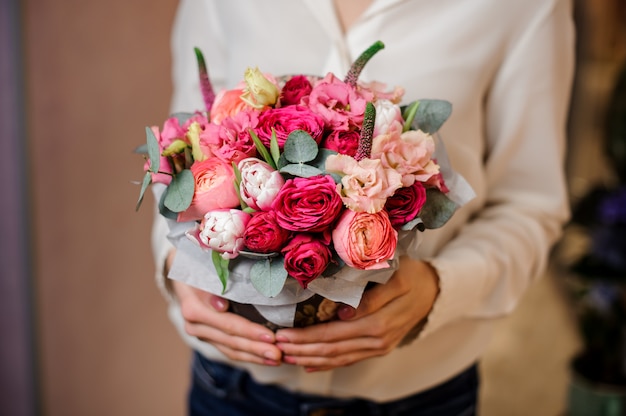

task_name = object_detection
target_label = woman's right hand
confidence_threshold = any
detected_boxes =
[171,279,283,366]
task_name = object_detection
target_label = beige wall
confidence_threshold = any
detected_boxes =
[22,1,189,415]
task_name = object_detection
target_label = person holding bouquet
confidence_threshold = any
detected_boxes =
[150,0,575,414]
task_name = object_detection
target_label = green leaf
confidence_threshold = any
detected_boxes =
[270,129,281,166]
[402,101,420,132]
[158,191,178,220]
[283,130,318,163]
[249,257,288,297]
[280,163,323,178]
[411,100,452,134]
[249,129,277,169]
[277,153,289,170]
[212,251,230,293]
[419,188,458,229]
[310,148,338,172]
[134,143,148,154]
[400,217,426,232]
[163,169,194,212]
[146,126,160,173]
[135,171,152,211]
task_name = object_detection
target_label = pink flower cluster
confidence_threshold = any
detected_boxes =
[146,69,445,289]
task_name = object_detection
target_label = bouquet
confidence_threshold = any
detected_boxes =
[136,41,474,328]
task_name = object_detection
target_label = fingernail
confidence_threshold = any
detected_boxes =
[259,334,274,343]
[275,334,290,343]
[264,350,280,361]
[210,296,227,311]
[337,305,356,320]
[283,356,297,365]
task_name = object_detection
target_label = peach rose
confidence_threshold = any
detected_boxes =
[210,88,248,124]
[332,210,397,270]
[177,158,240,222]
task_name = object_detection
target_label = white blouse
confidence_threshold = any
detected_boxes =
[152,0,575,401]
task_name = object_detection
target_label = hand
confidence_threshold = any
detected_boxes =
[172,279,283,366]
[275,257,439,371]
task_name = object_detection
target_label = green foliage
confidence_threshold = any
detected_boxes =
[250,257,288,297]
[250,130,277,169]
[146,126,160,173]
[410,99,452,134]
[212,251,230,294]
[419,188,458,229]
[163,169,194,212]
[135,172,152,211]
[283,130,319,163]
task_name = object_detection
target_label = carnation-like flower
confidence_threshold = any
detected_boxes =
[325,154,403,213]
[243,211,291,253]
[371,129,440,187]
[358,80,404,103]
[238,158,285,211]
[281,234,332,288]
[202,110,259,165]
[241,67,280,109]
[178,158,240,222]
[332,210,397,270]
[254,106,324,149]
[272,175,344,232]
[305,72,369,131]
[197,209,251,259]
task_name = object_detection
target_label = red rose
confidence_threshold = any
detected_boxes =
[243,211,291,253]
[321,129,360,157]
[254,106,325,149]
[384,182,427,228]
[281,234,331,288]
[272,175,344,233]
[279,75,313,106]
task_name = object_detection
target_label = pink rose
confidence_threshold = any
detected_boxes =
[272,175,344,232]
[279,75,313,106]
[177,158,240,222]
[243,211,291,253]
[281,234,331,288]
[202,109,259,164]
[373,99,404,137]
[384,182,426,228]
[194,209,251,259]
[238,158,285,211]
[371,129,440,187]
[304,72,369,131]
[321,129,360,157]
[332,210,397,270]
[325,154,403,213]
[210,88,248,124]
[254,106,324,149]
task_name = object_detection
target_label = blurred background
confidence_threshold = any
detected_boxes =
[1,1,625,415]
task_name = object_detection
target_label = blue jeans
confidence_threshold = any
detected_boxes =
[188,352,479,416]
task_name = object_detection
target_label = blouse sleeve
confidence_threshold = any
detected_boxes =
[420,0,575,337]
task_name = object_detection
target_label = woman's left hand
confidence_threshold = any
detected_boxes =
[275,257,440,372]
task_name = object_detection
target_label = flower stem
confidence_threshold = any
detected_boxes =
[344,41,385,87]
[195,47,216,114]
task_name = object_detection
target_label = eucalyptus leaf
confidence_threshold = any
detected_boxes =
[146,126,160,173]
[277,153,289,170]
[419,188,458,229]
[310,148,338,171]
[401,217,426,232]
[250,257,288,298]
[283,130,318,163]
[412,99,452,134]
[158,191,179,220]
[212,251,230,293]
[163,169,195,212]
[280,163,323,178]
[134,143,148,154]
[135,171,152,211]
